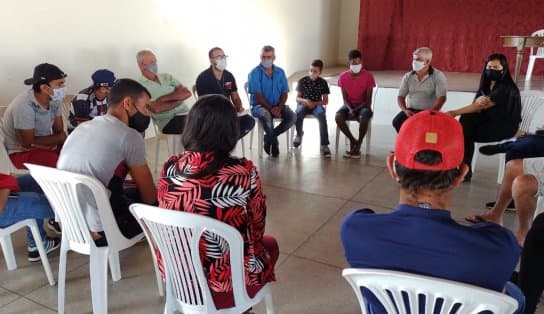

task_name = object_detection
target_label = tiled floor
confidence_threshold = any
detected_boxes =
[1,72,543,313]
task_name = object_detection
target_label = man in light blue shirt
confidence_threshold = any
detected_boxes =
[248,45,296,157]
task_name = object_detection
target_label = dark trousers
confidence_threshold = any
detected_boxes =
[238,114,256,139]
[162,115,186,135]
[460,113,517,171]
[518,213,544,314]
[497,135,544,162]
[295,104,330,146]
[392,109,422,133]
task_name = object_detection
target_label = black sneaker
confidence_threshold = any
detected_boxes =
[321,145,331,158]
[45,219,62,235]
[293,133,303,148]
[479,144,503,156]
[271,140,280,158]
[263,137,271,155]
[28,237,61,262]
[486,200,516,211]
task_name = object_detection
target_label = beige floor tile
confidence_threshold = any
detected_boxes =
[293,201,391,269]
[0,297,54,314]
[0,287,20,308]
[253,255,359,314]
[262,186,346,254]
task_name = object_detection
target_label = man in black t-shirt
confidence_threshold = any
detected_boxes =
[294,59,331,157]
[195,47,255,138]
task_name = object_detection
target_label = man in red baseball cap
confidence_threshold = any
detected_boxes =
[340,110,524,313]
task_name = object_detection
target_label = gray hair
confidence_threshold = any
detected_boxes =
[261,45,275,54]
[136,49,154,64]
[413,47,432,62]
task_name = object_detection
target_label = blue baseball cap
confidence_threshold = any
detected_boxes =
[91,69,116,87]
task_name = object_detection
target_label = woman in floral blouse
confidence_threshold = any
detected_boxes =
[157,94,278,310]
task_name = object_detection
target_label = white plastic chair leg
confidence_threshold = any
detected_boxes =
[265,291,275,314]
[0,235,16,270]
[240,137,246,157]
[90,248,109,314]
[526,57,536,81]
[365,124,372,155]
[58,242,69,314]
[108,252,121,282]
[27,221,55,286]
[334,126,341,153]
[497,153,506,184]
[258,122,264,158]
[154,137,161,175]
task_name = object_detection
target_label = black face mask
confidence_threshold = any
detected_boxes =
[485,69,503,81]
[128,110,150,133]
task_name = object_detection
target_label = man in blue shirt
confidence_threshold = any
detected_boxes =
[340,111,524,313]
[248,45,296,157]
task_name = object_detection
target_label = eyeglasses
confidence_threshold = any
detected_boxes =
[213,55,228,61]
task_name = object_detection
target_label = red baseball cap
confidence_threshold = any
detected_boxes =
[395,110,464,171]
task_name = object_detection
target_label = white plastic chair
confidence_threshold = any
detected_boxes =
[244,82,294,158]
[0,219,55,286]
[342,268,518,314]
[25,163,163,314]
[335,85,379,156]
[472,92,544,183]
[525,29,544,81]
[130,203,275,314]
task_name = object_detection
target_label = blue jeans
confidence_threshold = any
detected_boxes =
[497,135,544,162]
[295,104,329,146]
[251,105,296,142]
[0,175,54,248]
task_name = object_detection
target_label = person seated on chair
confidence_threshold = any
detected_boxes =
[195,47,255,139]
[293,59,331,158]
[136,49,192,154]
[57,79,157,246]
[2,63,68,169]
[479,126,544,210]
[340,111,524,313]
[335,49,376,159]
[516,211,544,314]
[447,53,521,182]
[68,69,116,132]
[248,45,296,157]
[466,156,544,247]
[0,173,60,262]
[158,95,278,311]
[392,47,447,133]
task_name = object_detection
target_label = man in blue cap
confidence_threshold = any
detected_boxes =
[68,69,116,131]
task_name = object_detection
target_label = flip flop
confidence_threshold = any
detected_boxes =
[464,214,488,224]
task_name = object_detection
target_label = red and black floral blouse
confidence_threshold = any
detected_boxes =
[157,151,275,293]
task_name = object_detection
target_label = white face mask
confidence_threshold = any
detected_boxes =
[309,71,319,80]
[350,64,362,74]
[215,58,227,71]
[50,86,66,102]
[412,60,425,72]
[261,59,273,68]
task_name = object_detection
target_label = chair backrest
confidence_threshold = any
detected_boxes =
[530,29,544,57]
[342,268,518,314]
[129,203,250,313]
[0,138,16,175]
[192,84,198,101]
[26,164,130,252]
[519,91,544,133]
[61,94,74,132]
[243,81,250,104]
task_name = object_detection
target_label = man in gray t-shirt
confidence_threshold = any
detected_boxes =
[392,47,448,133]
[2,63,68,169]
[57,79,157,243]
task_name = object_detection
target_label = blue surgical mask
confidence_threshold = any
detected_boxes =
[146,63,158,74]
[261,59,273,68]
[50,86,66,102]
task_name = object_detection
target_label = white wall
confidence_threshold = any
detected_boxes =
[337,0,360,65]
[0,0,348,105]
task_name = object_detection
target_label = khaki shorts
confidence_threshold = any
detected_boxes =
[523,158,544,197]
